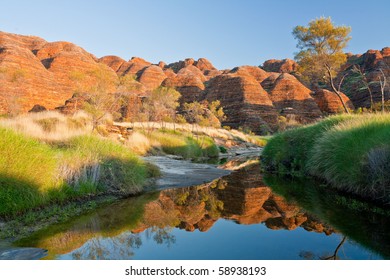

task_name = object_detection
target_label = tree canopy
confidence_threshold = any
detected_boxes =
[141,86,181,122]
[293,17,351,87]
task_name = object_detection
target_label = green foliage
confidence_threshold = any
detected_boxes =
[293,17,351,86]
[219,146,228,154]
[182,100,225,128]
[262,114,390,204]
[117,74,144,92]
[142,86,181,122]
[0,129,152,218]
[262,115,354,176]
[145,129,219,159]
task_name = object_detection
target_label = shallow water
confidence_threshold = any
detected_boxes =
[9,160,390,260]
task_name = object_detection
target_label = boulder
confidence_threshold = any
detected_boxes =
[158,61,166,69]
[205,73,278,134]
[194,58,216,72]
[361,50,383,70]
[35,41,118,96]
[381,47,390,57]
[263,73,322,122]
[262,59,298,73]
[162,66,206,103]
[0,33,61,113]
[55,93,89,114]
[99,55,126,72]
[341,48,390,108]
[116,57,152,77]
[166,58,195,73]
[229,65,270,83]
[29,104,47,113]
[311,89,355,114]
[138,65,167,90]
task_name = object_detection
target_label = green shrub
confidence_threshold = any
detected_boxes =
[261,115,353,176]
[307,115,390,200]
[262,113,390,204]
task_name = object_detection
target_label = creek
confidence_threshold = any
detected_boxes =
[1,155,389,260]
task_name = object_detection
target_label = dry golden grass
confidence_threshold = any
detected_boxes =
[0,111,92,142]
[116,121,267,147]
[125,132,157,155]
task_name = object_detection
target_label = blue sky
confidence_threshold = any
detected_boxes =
[1,0,389,69]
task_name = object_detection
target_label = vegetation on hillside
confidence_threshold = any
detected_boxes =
[261,114,390,204]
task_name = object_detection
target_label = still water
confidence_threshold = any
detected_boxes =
[12,160,390,260]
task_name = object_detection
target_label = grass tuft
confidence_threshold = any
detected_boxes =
[262,113,390,204]
[0,127,152,218]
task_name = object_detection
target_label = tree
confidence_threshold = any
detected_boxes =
[378,68,387,113]
[83,91,123,131]
[141,86,181,124]
[293,17,352,113]
[351,65,375,111]
[181,100,225,129]
[73,65,122,131]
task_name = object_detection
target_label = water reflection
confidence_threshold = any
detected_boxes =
[14,160,390,260]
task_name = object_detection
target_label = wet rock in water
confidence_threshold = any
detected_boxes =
[0,247,48,260]
[143,156,231,189]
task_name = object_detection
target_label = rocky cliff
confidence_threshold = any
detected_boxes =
[2,31,384,134]
[341,48,390,108]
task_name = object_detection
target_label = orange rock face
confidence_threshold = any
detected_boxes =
[5,31,386,131]
[262,59,298,73]
[162,66,206,103]
[263,73,322,122]
[138,65,167,90]
[35,41,118,94]
[311,89,355,114]
[98,55,126,73]
[0,32,61,113]
[205,73,278,134]
[341,48,390,108]
[194,58,217,72]
[229,66,270,83]
[0,32,117,114]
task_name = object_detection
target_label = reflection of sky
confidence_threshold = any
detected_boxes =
[58,219,381,260]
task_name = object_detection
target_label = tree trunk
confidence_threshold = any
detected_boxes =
[379,69,386,113]
[326,66,350,114]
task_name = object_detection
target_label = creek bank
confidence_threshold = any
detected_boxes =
[261,114,390,206]
[0,151,260,247]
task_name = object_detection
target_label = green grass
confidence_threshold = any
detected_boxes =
[0,128,152,218]
[144,129,219,159]
[261,115,353,176]
[261,114,390,204]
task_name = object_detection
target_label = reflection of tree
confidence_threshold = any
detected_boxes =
[70,234,142,260]
[299,236,347,260]
[166,184,224,220]
[147,227,176,248]
[321,236,347,260]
